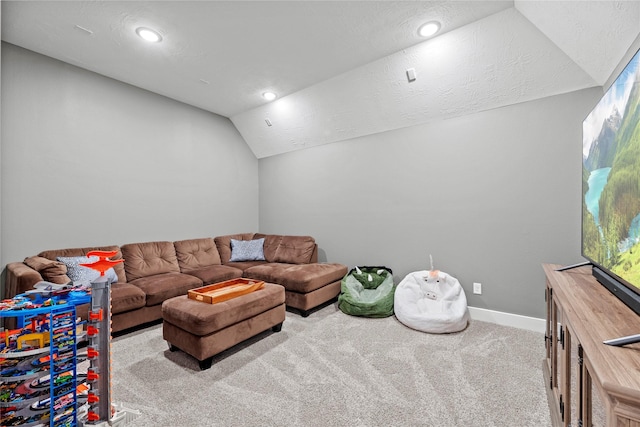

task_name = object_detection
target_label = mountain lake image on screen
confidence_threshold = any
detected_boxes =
[582,47,640,297]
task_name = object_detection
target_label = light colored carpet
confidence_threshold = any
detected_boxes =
[111,303,551,427]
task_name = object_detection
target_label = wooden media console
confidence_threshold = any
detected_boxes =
[543,263,640,426]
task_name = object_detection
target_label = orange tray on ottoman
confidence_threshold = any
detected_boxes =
[188,278,265,304]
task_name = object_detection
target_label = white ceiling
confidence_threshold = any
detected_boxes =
[2,1,640,158]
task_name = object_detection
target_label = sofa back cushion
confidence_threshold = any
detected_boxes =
[253,234,283,262]
[174,238,222,272]
[121,241,180,281]
[271,235,316,264]
[214,233,257,264]
[38,245,126,283]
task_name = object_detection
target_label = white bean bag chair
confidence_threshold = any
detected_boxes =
[394,270,469,333]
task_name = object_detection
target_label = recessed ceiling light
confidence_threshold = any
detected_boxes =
[136,27,163,43]
[418,21,441,38]
[262,92,277,101]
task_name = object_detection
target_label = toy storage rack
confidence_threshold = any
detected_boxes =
[1,305,79,427]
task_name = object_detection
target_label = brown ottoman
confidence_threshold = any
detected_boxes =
[162,283,286,370]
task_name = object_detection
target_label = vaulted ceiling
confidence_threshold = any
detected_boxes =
[3,1,639,158]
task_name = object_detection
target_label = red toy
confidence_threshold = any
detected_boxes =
[79,250,124,277]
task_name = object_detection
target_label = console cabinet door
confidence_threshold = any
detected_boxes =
[581,357,606,427]
[545,282,564,427]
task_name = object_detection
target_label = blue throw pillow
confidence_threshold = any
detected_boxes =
[229,238,265,262]
[57,256,118,284]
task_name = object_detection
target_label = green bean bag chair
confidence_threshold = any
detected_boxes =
[338,266,395,317]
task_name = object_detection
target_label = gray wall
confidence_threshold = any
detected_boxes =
[0,43,259,282]
[259,88,601,319]
[4,33,639,319]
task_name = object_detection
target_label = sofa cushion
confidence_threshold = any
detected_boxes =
[121,241,180,282]
[229,238,265,262]
[252,234,315,263]
[253,234,283,262]
[23,256,70,285]
[224,260,268,271]
[162,283,285,336]
[274,235,315,264]
[174,238,222,271]
[241,263,291,284]
[244,263,348,293]
[111,282,146,314]
[214,233,257,263]
[38,245,126,284]
[181,265,243,285]
[129,272,203,306]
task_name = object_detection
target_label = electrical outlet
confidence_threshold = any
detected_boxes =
[473,282,482,295]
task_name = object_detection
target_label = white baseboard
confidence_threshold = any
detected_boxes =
[468,306,545,334]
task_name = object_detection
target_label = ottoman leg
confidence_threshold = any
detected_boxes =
[199,357,213,370]
[168,343,179,352]
[272,322,283,332]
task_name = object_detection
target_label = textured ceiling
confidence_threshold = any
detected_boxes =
[2,1,640,158]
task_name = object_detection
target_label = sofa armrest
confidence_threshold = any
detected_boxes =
[4,262,43,299]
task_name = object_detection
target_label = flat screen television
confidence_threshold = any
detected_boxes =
[582,47,640,322]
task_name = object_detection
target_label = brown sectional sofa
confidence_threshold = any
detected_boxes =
[4,234,347,334]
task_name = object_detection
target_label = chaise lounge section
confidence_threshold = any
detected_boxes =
[214,233,347,316]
